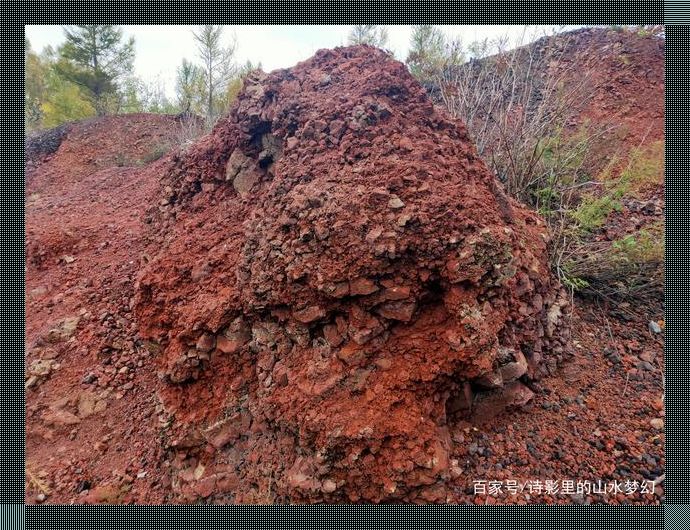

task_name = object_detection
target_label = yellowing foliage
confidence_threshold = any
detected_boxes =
[41,82,96,128]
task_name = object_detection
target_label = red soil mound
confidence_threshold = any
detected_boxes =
[25,114,180,505]
[454,27,664,185]
[538,27,664,189]
[26,113,180,190]
[134,46,570,502]
[556,27,664,153]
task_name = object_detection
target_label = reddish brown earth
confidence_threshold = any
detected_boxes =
[25,114,180,504]
[25,30,664,505]
[540,27,664,155]
[547,28,665,229]
[545,28,665,303]
[134,45,570,503]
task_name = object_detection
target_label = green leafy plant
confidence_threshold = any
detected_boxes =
[560,273,590,292]
[571,192,624,231]
[561,222,664,301]
[570,141,663,232]
[140,144,172,164]
[611,223,664,264]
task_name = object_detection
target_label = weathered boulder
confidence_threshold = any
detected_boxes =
[134,45,570,503]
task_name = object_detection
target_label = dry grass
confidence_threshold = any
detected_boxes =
[438,29,598,206]
[557,139,664,302]
[436,31,664,304]
[173,114,208,152]
[25,465,50,495]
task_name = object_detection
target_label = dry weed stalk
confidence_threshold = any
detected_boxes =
[438,28,597,205]
[437,29,662,304]
[173,114,207,151]
[436,29,608,278]
[25,466,50,494]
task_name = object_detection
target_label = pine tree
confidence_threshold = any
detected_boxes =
[347,25,389,48]
[58,25,135,115]
[175,59,206,114]
[25,41,96,130]
[406,25,449,83]
[192,25,237,121]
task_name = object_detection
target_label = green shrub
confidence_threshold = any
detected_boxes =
[561,222,664,301]
[571,192,623,231]
[570,141,663,232]
[611,223,664,264]
[140,143,171,164]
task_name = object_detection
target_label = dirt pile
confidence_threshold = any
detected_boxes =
[525,28,665,302]
[26,114,180,273]
[134,46,570,502]
[529,27,664,176]
[440,26,663,182]
[555,27,664,149]
[26,114,181,190]
[25,113,183,505]
[26,33,663,506]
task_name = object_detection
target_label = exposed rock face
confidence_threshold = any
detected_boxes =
[134,45,570,503]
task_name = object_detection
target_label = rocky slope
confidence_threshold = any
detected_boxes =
[25,114,181,504]
[134,45,569,503]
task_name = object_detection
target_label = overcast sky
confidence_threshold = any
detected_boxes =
[25,25,574,98]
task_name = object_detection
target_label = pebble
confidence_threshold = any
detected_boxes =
[648,321,662,334]
[81,372,97,384]
[321,479,337,493]
[36,493,46,503]
[639,361,656,371]
[607,352,622,364]
[650,418,664,430]
[388,196,404,209]
[643,453,657,466]
[638,350,655,363]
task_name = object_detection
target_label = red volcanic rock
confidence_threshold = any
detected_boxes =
[375,300,417,322]
[292,305,326,324]
[134,45,570,503]
[349,278,379,296]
